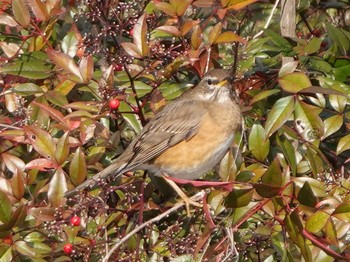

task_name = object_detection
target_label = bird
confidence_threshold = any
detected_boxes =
[65,69,242,212]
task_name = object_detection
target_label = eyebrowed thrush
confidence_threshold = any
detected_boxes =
[65,69,242,212]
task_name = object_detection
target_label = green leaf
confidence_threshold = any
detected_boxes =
[265,96,295,138]
[254,183,281,198]
[31,101,70,130]
[333,64,350,82]
[250,89,280,104]
[0,190,12,224]
[124,81,153,97]
[48,168,67,207]
[55,132,70,165]
[245,37,270,54]
[69,147,87,186]
[249,124,270,161]
[278,72,312,93]
[276,135,297,176]
[47,49,83,82]
[262,157,282,186]
[0,58,52,79]
[304,38,322,55]
[10,83,44,96]
[297,182,318,207]
[24,232,46,242]
[278,61,298,78]
[329,94,347,113]
[118,102,142,134]
[294,100,324,140]
[45,90,69,108]
[23,126,57,162]
[336,134,350,155]
[158,82,190,100]
[306,147,326,176]
[156,26,182,37]
[322,115,343,139]
[62,31,78,57]
[64,101,101,112]
[225,188,253,208]
[295,177,327,197]
[14,241,37,257]
[325,22,349,55]
[264,29,293,52]
[305,211,329,233]
[308,58,333,74]
[318,76,350,94]
[219,150,237,181]
[332,203,350,222]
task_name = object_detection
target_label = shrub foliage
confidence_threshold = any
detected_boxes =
[1,0,350,261]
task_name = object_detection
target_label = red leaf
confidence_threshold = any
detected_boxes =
[25,158,58,171]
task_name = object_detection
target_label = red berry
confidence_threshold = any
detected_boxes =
[3,235,13,245]
[70,216,81,226]
[129,28,134,36]
[109,99,120,110]
[114,64,123,71]
[63,243,73,255]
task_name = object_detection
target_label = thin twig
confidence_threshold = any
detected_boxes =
[103,191,206,261]
[0,124,22,130]
[253,0,281,39]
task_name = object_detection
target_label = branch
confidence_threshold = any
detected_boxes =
[102,191,206,261]
[253,0,281,39]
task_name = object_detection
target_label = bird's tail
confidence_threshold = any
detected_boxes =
[64,162,128,197]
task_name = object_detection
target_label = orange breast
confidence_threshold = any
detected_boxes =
[152,113,234,177]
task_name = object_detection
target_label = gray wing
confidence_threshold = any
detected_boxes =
[120,99,208,169]
[65,100,208,196]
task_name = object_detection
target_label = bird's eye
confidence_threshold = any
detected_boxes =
[207,78,213,85]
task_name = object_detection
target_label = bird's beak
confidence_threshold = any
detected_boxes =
[217,79,228,87]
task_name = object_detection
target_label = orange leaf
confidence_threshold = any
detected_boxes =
[156,2,177,17]
[191,25,202,49]
[27,0,49,21]
[12,0,30,27]
[214,31,246,44]
[209,22,223,44]
[181,20,201,36]
[172,0,192,16]
[79,55,94,82]
[227,0,258,10]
